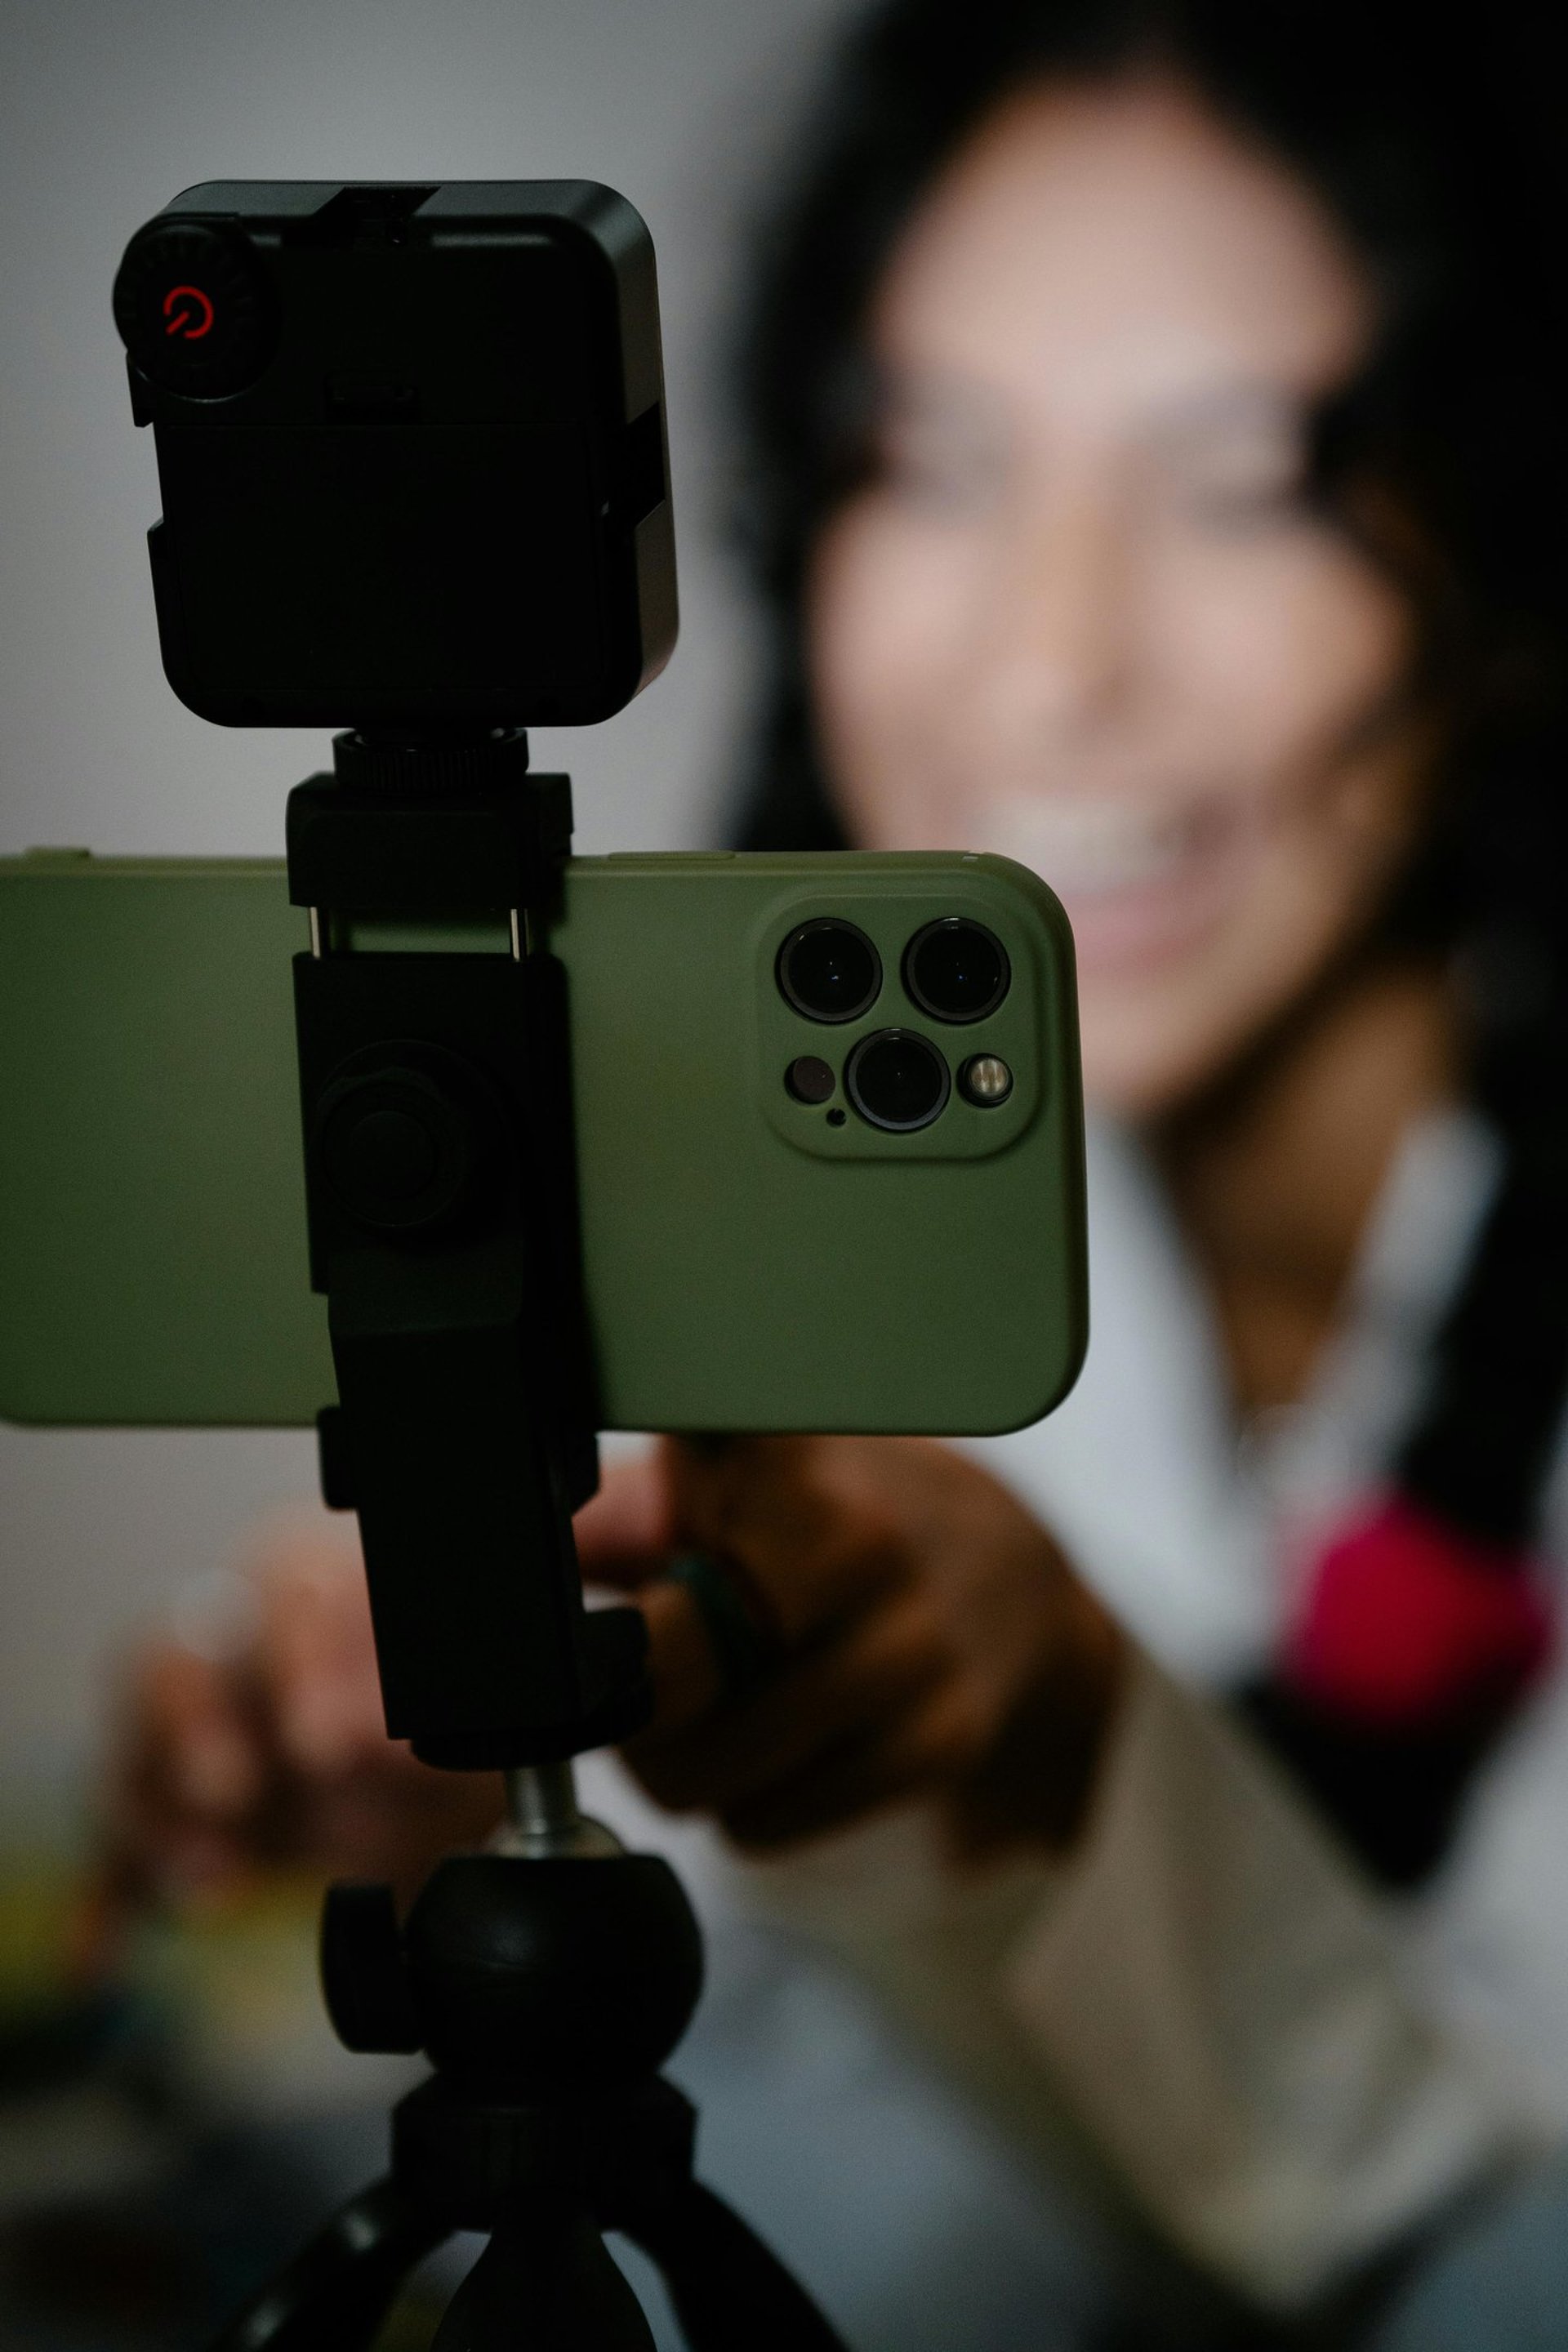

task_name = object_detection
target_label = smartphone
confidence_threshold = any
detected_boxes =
[0,848,1086,1437]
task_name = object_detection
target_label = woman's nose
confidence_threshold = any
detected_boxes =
[966,481,1135,748]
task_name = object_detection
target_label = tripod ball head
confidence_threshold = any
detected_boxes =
[324,1851,705,2096]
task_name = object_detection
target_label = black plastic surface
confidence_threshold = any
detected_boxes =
[114,181,677,728]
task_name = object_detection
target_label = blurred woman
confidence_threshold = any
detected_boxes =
[106,1,1568,2342]
[726,0,1568,1891]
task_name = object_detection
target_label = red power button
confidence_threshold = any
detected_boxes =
[115,218,275,395]
[163,283,215,341]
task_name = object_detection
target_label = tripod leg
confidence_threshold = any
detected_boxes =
[430,2201,657,2352]
[626,2179,850,2352]
[211,2175,446,2352]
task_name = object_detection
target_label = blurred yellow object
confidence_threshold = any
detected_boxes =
[123,1868,420,2118]
[0,1847,87,2029]
[0,1780,103,2044]
[0,1790,167,2216]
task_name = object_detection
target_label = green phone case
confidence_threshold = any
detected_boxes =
[0,849,1086,1434]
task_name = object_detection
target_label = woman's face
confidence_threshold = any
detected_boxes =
[809,78,1424,1116]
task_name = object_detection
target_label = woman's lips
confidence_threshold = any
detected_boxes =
[972,787,1256,973]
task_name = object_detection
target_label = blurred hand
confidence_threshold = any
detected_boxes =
[101,1437,1125,1913]
[100,1529,502,1909]
[578,1436,1127,1859]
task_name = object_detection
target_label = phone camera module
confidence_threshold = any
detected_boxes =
[845,1030,951,1132]
[903,920,1009,1024]
[777,920,882,1023]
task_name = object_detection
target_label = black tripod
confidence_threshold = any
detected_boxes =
[213,729,849,2351]
[217,1762,847,2350]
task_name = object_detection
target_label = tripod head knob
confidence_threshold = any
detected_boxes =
[321,1881,423,2053]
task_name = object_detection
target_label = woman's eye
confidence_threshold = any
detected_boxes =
[871,401,1007,515]
[1166,424,1311,532]
[883,442,1000,510]
[1178,471,1309,531]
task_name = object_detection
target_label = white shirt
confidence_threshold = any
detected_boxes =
[978,1112,1568,2130]
[586,1111,1562,2314]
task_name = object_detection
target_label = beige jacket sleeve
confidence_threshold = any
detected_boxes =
[740,1651,1543,2310]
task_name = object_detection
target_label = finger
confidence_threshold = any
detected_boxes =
[632,1578,725,1731]
[574,1450,675,1589]
[274,1757,506,1891]
[664,1437,907,1642]
[100,1645,266,1908]
[245,1542,389,1774]
[626,1592,946,1812]
[719,1688,982,1852]
[120,1646,262,1823]
[139,1821,260,1900]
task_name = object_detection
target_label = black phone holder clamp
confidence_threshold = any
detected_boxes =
[287,725,643,1772]
[212,730,849,2350]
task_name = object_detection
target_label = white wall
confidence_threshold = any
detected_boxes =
[0,0,856,1766]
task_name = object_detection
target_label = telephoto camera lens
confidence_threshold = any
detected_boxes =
[777,920,882,1023]
[903,919,1009,1024]
[845,1030,951,1132]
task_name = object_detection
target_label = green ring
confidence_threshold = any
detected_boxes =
[667,1552,777,1701]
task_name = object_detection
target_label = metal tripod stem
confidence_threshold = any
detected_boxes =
[497,1762,626,1860]
[508,1759,580,1840]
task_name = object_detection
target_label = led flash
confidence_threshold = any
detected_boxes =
[961,1054,1013,1106]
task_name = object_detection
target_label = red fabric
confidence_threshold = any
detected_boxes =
[1283,1497,1555,1728]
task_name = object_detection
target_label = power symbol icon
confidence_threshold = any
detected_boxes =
[162,283,215,341]
[115,221,272,395]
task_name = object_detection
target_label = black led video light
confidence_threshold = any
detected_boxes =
[113,180,675,728]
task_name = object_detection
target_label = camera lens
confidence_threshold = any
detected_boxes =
[777,920,882,1023]
[845,1030,951,1132]
[903,920,1009,1024]
[786,1055,836,1105]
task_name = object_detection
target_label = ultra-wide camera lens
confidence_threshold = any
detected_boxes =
[777,920,881,1023]
[846,1030,951,1132]
[903,919,1009,1023]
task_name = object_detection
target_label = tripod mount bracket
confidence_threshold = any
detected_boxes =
[287,731,648,1770]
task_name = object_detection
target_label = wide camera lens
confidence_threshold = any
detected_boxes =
[903,920,1009,1024]
[777,920,882,1023]
[846,1030,951,1132]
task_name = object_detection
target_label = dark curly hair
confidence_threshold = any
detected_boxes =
[724,0,1568,1882]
